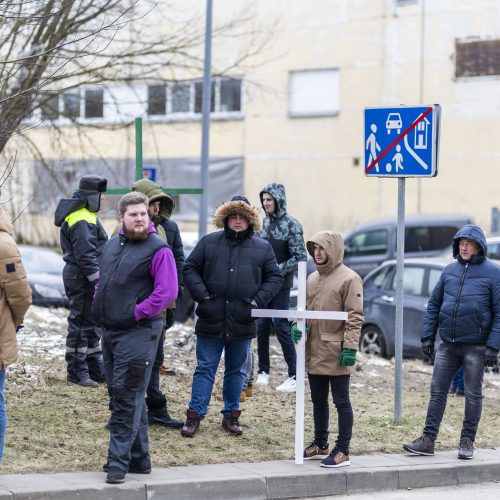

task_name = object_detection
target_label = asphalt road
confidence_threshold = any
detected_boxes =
[307,481,500,499]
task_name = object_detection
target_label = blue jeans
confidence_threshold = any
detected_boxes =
[424,341,486,441]
[189,335,251,418]
[0,369,5,463]
[257,287,296,377]
[451,366,465,390]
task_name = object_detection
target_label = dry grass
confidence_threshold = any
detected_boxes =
[3,308,500,474]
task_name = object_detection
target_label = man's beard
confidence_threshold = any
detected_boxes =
[123,223,149,241]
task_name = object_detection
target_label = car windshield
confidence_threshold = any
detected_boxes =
[19,246,64,275]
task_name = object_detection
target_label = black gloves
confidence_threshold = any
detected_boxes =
[422,339,434,358]
[484,347,499,368]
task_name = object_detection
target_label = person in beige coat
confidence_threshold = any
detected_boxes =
[0,207,32,463]
[291,231,363,468]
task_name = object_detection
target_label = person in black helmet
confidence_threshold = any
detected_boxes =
[55,175,108,387]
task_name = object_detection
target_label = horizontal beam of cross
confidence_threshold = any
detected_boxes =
[251,310,347,320]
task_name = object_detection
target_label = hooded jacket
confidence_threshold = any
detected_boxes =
[259,183,307,289]
[0,208,32,368]
[305,231,364,376]
[422,224,500,350]
[131,179,184,290]
[184,197,283,339]
[54,191,108,281]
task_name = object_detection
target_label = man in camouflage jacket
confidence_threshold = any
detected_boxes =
[255,183,307,392]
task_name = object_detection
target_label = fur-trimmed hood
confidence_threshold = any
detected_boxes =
[213,198,262,232]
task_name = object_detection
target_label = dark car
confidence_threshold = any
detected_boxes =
[343,214,473,278]
[18,245,69,308]
[360,258,448,359]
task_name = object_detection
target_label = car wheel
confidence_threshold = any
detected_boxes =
[359,325,386,357]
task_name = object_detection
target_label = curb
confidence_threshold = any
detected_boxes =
[1,448,500,499]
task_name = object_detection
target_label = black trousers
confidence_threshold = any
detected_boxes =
[102,319,162,472]
[308,373,353,455]
[63,270,103,381]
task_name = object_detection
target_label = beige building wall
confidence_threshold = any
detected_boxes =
[16,0,500,242]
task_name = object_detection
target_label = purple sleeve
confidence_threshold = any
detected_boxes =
[134,247,178,321]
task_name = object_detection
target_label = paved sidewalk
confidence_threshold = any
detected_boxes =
[1,447,500,499]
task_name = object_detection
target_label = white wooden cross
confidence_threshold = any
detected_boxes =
[252,261,348,465]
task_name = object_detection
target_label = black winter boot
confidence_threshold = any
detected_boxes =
[87,354,106,383]
[66,352,98,387]
[146,396,184,428]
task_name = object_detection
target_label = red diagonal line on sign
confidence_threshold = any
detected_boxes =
[365,106,433,174]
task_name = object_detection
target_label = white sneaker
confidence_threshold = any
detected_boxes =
[276,376,296,392]
[255,372,269,385]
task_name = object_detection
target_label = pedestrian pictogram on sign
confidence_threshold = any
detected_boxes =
[364,105,441,178]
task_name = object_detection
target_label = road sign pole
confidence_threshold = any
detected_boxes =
[198,0,213,240]
[394,177,405,424]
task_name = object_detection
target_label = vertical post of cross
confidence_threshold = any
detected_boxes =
[135,117,143,181]
[294,261,307,465]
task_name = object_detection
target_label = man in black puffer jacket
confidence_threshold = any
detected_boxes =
[404,224,500,460]
[181,195,283,438]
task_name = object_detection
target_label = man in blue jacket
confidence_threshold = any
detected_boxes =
[403,224,500,460]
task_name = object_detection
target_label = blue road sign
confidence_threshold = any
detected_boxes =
[364,105,440,178]
[143,166,157,182]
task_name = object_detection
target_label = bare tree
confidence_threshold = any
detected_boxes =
[0,0,274,153]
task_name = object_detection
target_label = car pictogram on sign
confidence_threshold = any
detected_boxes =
[386,113,402,134]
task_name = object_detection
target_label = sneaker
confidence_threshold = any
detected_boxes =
[303,442,329,460]
[402,435,435,456]
[455,387,465,397]
[106,467,126,484]
[276,376,296,392]
[255,372,269,385]
[320,449,350,468]
[458,436,474,460]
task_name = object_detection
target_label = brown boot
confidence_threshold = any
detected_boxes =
[222,409,243,436]
[180,409,200,437]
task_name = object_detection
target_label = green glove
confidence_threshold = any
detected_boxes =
[290,324,310,344]
[339,348,357,366]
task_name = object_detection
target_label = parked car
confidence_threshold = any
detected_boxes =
[174,232,198,322]
[360,257,448,359]
[18,245,69,308]
[343,214,473,278]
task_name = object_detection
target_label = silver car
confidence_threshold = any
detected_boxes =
[360,258,448,359]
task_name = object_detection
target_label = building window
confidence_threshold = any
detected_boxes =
[148,84,166,115]
[146,77,242,118]
[40,93,60,121]
[455,38,500,78]
[84,89,104,118]
[289,69,340,117]
[220,78,241,112]
[62,91,80,119]
[395,0,418,6]
[194,81,215,113]
[171,82,190,113]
